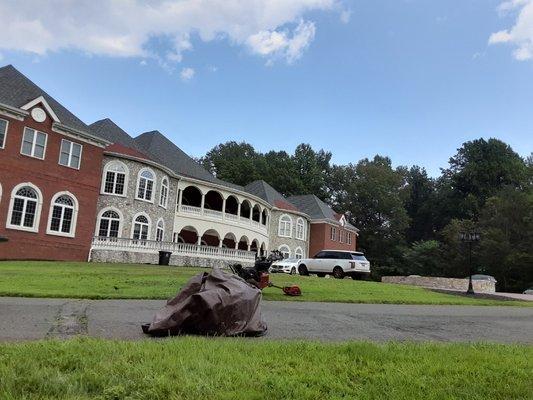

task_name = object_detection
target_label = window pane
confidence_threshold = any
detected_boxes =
[36,132,46,146]
[145,180,153,200]
[61,208,73,233]
[98,219,110,237]
[109,220,120,237]
[10,198,24,225]
[21,130,33,155]
[23,200,36,227]
[115,173,125,195]
[59,151,70,166]
[34,144,45,159]
[0,119,6,147]
[70,154,80,169]
[72,143,81,157]
[104,172,115,193]
[50,205,62,231]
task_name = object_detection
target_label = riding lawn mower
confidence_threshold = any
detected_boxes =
[229,250,302,296]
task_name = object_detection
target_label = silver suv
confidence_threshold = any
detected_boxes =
[297,250,371,279]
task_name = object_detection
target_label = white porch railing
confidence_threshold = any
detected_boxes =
[178,205,267,233]
[91,237,256,263]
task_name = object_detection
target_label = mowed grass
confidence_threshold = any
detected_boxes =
[0,261,529,306]
[0,338,531,400]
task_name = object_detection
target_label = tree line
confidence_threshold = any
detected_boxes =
[200,139,533,293]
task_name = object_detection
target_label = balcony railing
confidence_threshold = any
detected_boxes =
[91,237,256,262]
[178,205,267,232]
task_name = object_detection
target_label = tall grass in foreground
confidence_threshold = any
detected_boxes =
[0,338,531,399]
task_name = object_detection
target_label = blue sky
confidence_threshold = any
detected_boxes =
[0,0,532,176]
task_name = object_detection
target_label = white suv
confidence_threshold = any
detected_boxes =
[297,250,371,279]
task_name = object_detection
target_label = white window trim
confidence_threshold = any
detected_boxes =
[159,177,169,209]
[46,191,79,238]
[0,183,2,204]
[330,226,337,241]
[58,139,83,170]
[20,127,48,160]
[347,232,352,245]
[100,160,129,197]
[95,207,124,237]
[0,117,9,149]
[278,244,291,259]
[131,212,152,240]
[296,217,306,240]
[21,96,60,123]
[135,167,156,204]
[278,214,293,238]
[6,182,43,233]
[294,246,304,259]
[156,218,165,241]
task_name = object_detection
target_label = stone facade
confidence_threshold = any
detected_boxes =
[95,156,178,242]
[268,209,310,259]
[382,276,496,294]
[90,249,253,268]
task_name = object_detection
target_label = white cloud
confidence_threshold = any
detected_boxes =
[340,10,351,24]
[180,67,195,81]
[246,20,316,64]
[489,0,533,60]
[0,0,341,66]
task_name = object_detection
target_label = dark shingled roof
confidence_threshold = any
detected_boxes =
[244,180,299,212]
[90,119,139,149]
[289,194,359,231]
[134,130,243,191]
[0,65,90,134]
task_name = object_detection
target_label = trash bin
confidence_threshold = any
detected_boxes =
[158,251,172,266]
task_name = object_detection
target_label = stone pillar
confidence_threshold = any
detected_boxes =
[200,193,205,213]
[237,202,241,218]
[235,242,239,250]
[218,238,223,248]
[177,188,183,208]
[222,197,227,217]
[247,243,251,251]
[197,236,202,246]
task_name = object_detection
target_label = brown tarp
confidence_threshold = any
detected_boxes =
[145,268,267,337]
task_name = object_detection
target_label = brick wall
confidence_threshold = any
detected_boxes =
[0,110,104,261]
[308,222,357,257]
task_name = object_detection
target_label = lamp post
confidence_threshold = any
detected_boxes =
[459,232,480,295]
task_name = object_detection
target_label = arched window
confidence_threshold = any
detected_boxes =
[156,219,164,242]
[295,247,304,260]
[137,169,155,202]
[278,214,293,237]
[159,177,169,208]
[47,192,78,237]
[98,209,121,238]
[279,245,291,259]
[102,161,128,196]
[7,184,42,232]
[296,218,306,240]
[132,214,150,240]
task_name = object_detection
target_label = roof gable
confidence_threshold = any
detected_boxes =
[20,96,60,122]
[0,65,90,134]
[244,180,299,211]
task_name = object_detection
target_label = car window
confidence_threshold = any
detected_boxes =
[351,253,367,261]
[314,251,327,259]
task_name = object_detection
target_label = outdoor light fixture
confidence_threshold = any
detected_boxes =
[459,231,481,295]
[0,236,8,243]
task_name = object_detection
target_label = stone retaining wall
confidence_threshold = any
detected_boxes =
[89,249,254,269]
[381,276,496,293]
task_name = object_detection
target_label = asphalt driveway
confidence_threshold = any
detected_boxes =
[1,297,532,343]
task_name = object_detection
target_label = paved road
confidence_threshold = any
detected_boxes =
[0,297,532,343]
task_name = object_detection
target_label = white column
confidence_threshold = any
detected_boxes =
[200,193,205,213]
[218,238,223,248]
[197,236,202,246]
[247,243,251,251]
[237,202,241,219]
[235,242,239,250]
[222,197,227,218]
[177,188,183,208]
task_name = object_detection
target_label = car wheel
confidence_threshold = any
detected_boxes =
[333,266,344,279]
[298,264,309,276]
[290,267,296,275]
[317,273,325,278]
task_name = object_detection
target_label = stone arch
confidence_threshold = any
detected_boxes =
[181,185,202,207]
[222,232,237,248]
[201,228,220,247]
[177,225,199,244]
[240,200,251,219]
[238,235,249,250]
[252,204,261,222]
[204,190,223,211]
[225,195,239,215]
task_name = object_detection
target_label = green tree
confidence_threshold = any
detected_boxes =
[200,141,263,186]
[478,188,533,292]
[403,240,443,276]
[261,150,303,197]
[292,144,332,201]
[439,138,528,222]
[400,166,437,243]
[330,156,410,276]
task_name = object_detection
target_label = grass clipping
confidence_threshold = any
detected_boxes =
[0,338,531,399]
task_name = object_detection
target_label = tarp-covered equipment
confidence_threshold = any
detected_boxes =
[142,268,267,337]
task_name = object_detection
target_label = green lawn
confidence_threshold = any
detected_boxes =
[0,261,529,306]
[0,338,531,400]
